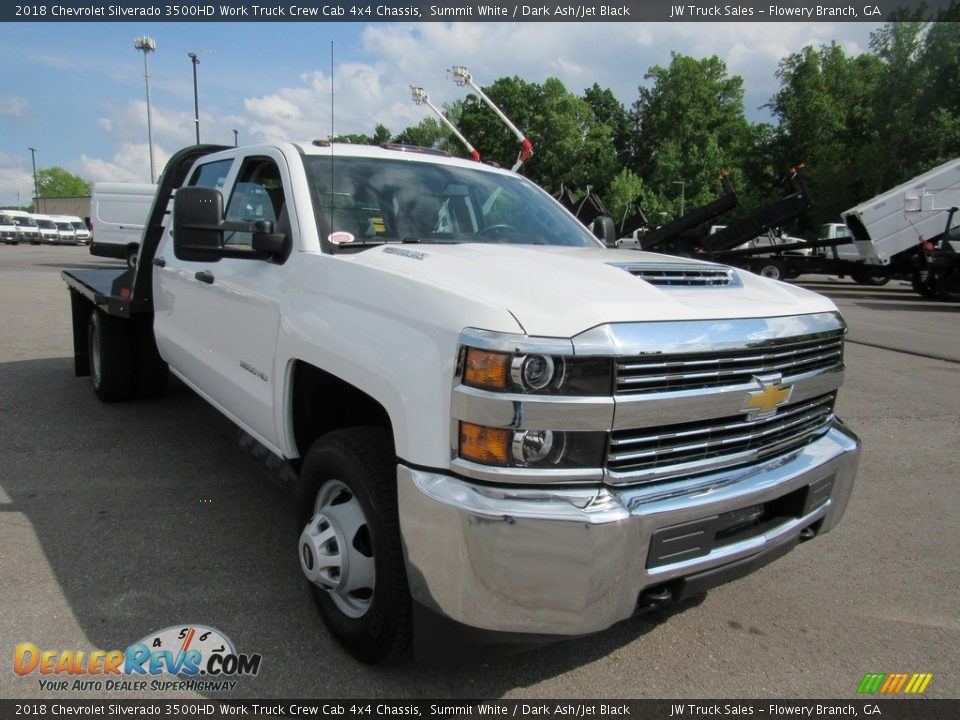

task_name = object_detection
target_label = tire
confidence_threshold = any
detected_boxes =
[936,269,960,302]
[88,311,135,402]
[297,427,411,664]
[911,272,938,299]
[752,259,784,281]
[126,246,139,269]
[851,268,890,286]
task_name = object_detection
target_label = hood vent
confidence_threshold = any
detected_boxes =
[613,263,742,288]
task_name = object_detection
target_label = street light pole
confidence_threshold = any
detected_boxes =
[188,52,200,144]
[672,180,685,217]
[233,129,239,147]
[27,146,40,212]
[134,36,157,183]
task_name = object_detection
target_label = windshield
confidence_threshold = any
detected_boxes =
[71,222,88,232]
[13,217,37,227]
[37,220,57,230]
[304,156,600,251]
[0,215,14,225]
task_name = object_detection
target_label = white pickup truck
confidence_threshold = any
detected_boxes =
[63,142,861,663]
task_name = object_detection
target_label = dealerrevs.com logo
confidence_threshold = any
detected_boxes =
[14,624,262,692]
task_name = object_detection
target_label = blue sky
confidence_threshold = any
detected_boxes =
[0,21,880,207]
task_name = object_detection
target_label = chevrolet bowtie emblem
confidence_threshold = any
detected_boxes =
[744,374,793,418]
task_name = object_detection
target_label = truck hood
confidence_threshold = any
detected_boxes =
[351,244,838,337]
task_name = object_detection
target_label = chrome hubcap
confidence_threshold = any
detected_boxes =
[299,479,375,618]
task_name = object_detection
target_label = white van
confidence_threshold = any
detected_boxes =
[33,214,62,244]
[0,212,18,244]
[90,182,156,267]
[48,214,90,244]
[5,210,42,244]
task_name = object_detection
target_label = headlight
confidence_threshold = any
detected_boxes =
[459,422,605,469]
[460,347,611,395]
[512,354,559,391]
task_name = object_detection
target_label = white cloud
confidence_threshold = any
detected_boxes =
[75,143,169,184]
[0,152,36,205]
[0,95,28,118]
[68,21,881,192]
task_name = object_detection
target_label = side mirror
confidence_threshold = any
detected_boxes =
[173,187,224,262]
[591,215,618,248]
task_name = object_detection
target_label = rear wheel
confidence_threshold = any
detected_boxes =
[751,259,784,281]
[911,272,938,299]
[88,311,135,402]
[297,427,411,664]
[936,268,960,302]
[126,246,139,269]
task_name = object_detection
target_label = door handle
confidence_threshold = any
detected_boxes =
[152,257,166,267]
[195,270,214,284]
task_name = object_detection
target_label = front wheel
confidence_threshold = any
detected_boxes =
[126,246,139,269]
[297,427,411,664]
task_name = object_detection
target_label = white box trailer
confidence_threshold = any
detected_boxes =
[843,157,960,266]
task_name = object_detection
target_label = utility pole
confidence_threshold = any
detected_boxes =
[673,180,685,217]
[134,36,157,182]
[28,147,41,212]
[188,52,201,144]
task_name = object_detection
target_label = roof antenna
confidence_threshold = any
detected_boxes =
[329,40,335,245]
[330,40,335,140]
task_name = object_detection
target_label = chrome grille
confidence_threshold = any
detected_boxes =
[616,332,844,394]
[614,263,740,287]
[607,393,836,476]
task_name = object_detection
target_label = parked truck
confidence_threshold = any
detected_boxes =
[842,157,960,300]
[62,142,861,663]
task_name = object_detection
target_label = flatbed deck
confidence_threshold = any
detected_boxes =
[61,267,144,318]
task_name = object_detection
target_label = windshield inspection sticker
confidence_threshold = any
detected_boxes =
[328,231,354,245]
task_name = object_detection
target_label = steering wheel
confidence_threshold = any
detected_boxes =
[478,224,521,239]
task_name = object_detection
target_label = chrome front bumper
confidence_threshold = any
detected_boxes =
[398,420,860,636]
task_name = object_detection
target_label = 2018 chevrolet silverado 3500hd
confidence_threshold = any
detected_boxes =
[63,143,861,664]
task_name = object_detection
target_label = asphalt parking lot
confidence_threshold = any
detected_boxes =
[1,244,957,700]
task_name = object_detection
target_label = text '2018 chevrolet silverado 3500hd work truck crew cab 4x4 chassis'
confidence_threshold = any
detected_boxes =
[63,143,861,663]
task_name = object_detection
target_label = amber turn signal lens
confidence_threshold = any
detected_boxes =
[459,422,511,465]
[463,348,510,391]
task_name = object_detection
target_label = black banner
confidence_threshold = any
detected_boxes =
[0,700,957,719]
[2,0,955,23]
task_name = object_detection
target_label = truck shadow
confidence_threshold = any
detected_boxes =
[1,356,703,699]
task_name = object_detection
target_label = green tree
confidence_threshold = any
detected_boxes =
[630,54,759,221]
[767,43,883,225]
[604,167,676,232]
[36,167,92,198]
[392,117,450,151]
[582,83,633,165]
[331,124,393,146]
[455,76,617,194]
